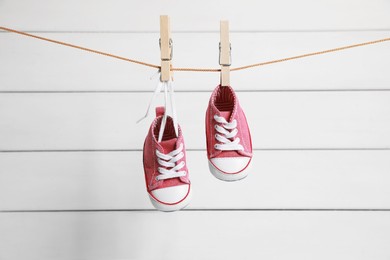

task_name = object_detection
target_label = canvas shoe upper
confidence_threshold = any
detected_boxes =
[143,107,191,211]
[205,85,253,181]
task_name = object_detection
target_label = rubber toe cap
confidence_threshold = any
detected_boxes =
[210,157,251,174]
[151,184,190,204]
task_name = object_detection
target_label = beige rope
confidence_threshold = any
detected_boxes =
[1,26,389,72]
[0,26,160,69]
[231,37,390,71]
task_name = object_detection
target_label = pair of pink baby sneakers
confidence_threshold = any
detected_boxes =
[143,85,253,211]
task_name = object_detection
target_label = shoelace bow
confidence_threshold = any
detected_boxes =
[137,74,179,142]
[155,143,186,180]
[214,114,244,151]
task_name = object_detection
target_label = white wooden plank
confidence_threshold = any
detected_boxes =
[0,92,389,150]
[1,0,390,31]
[0,211,389,260]
[1,150,389,210]
[0,31,389,91]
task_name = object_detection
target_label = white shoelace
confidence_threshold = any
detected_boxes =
[155,143,186,181]
[137,73,179,142]
[214,114,244,151]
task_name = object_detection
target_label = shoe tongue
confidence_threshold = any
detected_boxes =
[159,138,177,153]
[155,106,165,117]
[219,111,232,121]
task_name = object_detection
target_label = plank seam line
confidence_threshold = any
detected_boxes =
[1,29,390,34]
[1,209,390,213]
[1,148,390,153]
[1,89,390,94]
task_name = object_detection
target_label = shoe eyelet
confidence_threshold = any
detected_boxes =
[214,144,218,149]
[214,125,218,130]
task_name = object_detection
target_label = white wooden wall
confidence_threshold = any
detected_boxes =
[1,1,390,259]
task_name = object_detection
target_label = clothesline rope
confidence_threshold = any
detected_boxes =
[1,26,389,72]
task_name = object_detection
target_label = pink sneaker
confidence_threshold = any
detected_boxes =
[205,85,253,181]
[143,106,191,211]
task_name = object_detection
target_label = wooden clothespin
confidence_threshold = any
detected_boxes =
[160,15,173,82]
[219,20,231,87]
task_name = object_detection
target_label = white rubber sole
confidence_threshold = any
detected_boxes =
[148,188,192,212]
[208,160,250,182]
